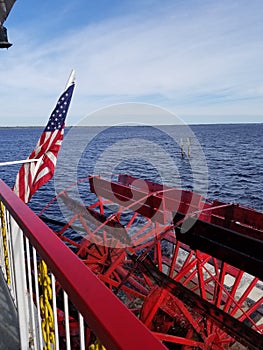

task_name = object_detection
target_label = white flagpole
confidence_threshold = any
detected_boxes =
[65,69,75,90]
[0,159,38,167]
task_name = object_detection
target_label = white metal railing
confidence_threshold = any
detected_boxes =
[0,197,102,350]
[0,198,109,350]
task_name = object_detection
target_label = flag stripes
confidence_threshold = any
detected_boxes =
[13,79,75,203]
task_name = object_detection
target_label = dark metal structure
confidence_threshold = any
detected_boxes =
[0,0,16,48]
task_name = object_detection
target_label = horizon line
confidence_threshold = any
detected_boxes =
[0,121,262,128]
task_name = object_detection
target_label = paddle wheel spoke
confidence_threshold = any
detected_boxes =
[39,175,263,349]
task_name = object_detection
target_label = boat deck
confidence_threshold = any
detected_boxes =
[0,269,20,350]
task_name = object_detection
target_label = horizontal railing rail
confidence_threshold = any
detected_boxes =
[0,179,166,350]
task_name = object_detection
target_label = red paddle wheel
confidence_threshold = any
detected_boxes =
[40,175,263,349]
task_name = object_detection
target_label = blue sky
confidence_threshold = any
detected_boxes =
[1,0,263,126]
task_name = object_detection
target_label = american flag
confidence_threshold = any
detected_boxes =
[13,79,75,203]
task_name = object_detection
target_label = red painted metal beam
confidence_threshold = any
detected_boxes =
[211,200,263,231]
[0,179,166,350]
[118,175,263,237]
[89,176,204,223]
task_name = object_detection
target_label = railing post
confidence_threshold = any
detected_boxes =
[9,218,31,349]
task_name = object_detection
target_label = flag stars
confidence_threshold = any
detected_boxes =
[44,84,74,132]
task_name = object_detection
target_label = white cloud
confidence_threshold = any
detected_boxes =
[0,0,262,125]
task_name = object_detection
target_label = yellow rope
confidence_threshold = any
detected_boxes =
[0,201,11,285]
[89,339,106,350]
[39,259,56,350]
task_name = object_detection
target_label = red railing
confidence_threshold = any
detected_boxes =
[0,179,166,350]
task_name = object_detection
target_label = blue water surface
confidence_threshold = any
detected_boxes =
[0,123,262,213]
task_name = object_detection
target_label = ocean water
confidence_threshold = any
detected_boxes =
[0,123,262,216]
